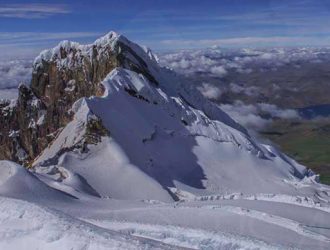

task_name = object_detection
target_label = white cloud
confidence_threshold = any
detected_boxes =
[160,36,330,48]
[0,4,70,19]
[220,101,300,131]
[258,103,299,119]
[160,50,228,77]
[229,83,260,97]
[0,59,32,89]
[229,83,244,93]
[0,32,102,45]
[210,66,227,77]
[160,46,330,78]
[220,101,271,131]
[197,83,222,99]
[0,32,102,59]
[0,88,18,100]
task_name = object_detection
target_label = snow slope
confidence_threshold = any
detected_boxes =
[82,197,330,250]
[0,196,180,250]
[33,66,319,201]
[1,160,329,249]
[0,161,74,202]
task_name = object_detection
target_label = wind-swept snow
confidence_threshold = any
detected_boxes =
[87,220,282,250]
[80,198,330,250]
[0,161,73,202]
[0,197,179,250]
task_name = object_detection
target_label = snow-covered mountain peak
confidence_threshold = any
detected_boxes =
[33,30,158,72]
[93,30,119,45]
[33,60,316,201]
[0,31,324,202]
[33,31,120,65]
[1,31,330,249]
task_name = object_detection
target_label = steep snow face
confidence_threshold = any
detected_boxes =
[33,99,174,201]
[97,68,259,153]
[34,67,314,201]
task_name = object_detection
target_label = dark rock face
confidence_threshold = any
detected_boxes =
[0,85,47,165]
[0,33,157,166]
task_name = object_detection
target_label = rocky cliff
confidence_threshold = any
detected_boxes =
[0,32,158,165]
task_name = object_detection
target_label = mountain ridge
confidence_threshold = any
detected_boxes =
[0,32,160,165]
[0,31,321,201]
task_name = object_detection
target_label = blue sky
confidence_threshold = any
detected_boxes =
[1,0,330,58]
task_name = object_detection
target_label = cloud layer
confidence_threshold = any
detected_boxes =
[160,36,330,48]
[160,47,330,77]
[0,32,102,59]
[159,47,313,132]
[197,83,222,100]
[220,101,299,131]
[160,49,229,77]
[0,4,70,19]
[0,59,32,89]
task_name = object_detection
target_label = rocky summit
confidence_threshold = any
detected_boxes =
[0,32,157,165]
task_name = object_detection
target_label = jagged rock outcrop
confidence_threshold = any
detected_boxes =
[0,32,157,165]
